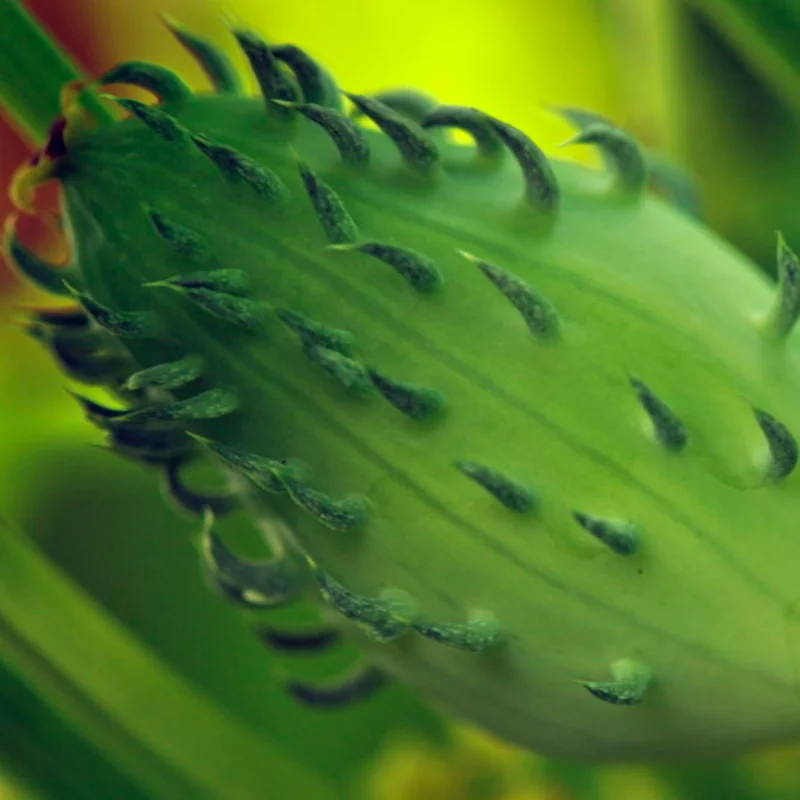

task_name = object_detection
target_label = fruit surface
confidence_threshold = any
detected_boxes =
[12,27,800,762]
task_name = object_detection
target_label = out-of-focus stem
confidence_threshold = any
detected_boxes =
[0,0,85,144]
[604,0,689,154]
[0,516,336,800]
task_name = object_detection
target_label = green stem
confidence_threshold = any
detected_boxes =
[0,516,336,800]
[685,0,800,118]
[0,0,84,144]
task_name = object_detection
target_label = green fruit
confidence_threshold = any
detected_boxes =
[10,19,800,763]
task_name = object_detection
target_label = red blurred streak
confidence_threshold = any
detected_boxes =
[0,0,110,293]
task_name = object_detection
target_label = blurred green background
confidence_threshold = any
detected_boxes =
[4,0,800,797]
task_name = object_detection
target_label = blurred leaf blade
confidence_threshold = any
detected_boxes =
[0,0,81,143]
[0,515,336,800]
[686,0,800,114]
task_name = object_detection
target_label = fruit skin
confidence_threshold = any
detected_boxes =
[11,23,800,763]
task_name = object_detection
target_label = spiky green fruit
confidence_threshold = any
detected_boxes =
[12,21,800,763]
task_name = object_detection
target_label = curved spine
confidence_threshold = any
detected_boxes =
[232,29,299,111]
[346,92,439,173]
[274,101,369,168]
[191,436,288,495]
[287,666,387,708]
[460,251,559,339]
[455,461,536,512]
[116,98,190,145]
[111,387,239,426]
[147,284,269,333]
[3,216,77,296]
[581,659,651,706]
[124,355,203,392]
[100,60,192,106]
[302,344,373,394]
[192,135,285,201]
[368,370,445,420]
[312,564,413,640]
[573,513,640,556]
[147,209,207,258]
[280,472,370,532]
[765,233,800,341]
[151,269,250,296]
[65,285,158,339]
[422,105,504,162]
[631,378,688,452]
[259,626,341,654]
[200,512,304,607]
[330,240,442,293]
[277,310,353,354]
[272,45,341,109]
[163,458,237,516]
[354,89,438,123]
[412,611,505,653]
[561,122,647,200]
[486,116,559,216]
[298,163,359,244]
[162,15,244,95]
[755,409,798,480]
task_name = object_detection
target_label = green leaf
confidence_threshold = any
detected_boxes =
[687,0,800,115]
[0,0,82,143]
[0,516,336,800]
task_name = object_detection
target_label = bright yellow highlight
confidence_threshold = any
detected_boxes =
[363,724,558,800]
